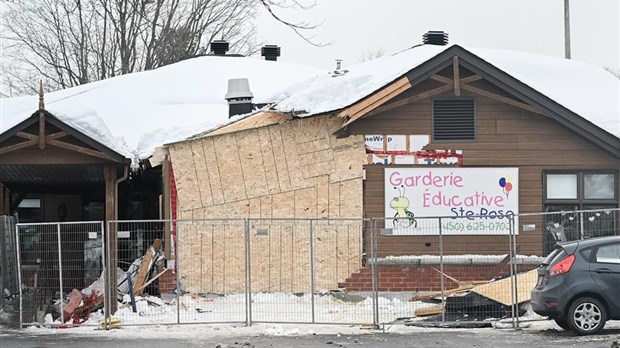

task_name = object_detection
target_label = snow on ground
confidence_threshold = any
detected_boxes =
[40,292,432,329]
[22,290,596,340]
[377,254,544,265]
[16,290,620,339]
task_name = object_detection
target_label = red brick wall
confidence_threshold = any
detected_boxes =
[158,269,177,293]
[338,264,536,292]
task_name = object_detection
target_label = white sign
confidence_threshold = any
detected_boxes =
[384,168,519,235]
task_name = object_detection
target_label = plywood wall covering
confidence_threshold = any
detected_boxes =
[169,115,367,293]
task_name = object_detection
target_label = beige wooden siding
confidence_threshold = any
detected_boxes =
[351,89,620,257]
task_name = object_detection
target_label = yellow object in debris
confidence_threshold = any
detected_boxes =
[98,317,121,330]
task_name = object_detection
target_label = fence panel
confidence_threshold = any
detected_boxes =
[176,219,248,324]
[245,218,370,325]
[372,214,528,326]
[14,209,618,329]
[16,221,104,328]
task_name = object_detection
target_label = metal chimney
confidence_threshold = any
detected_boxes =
[261,45,281,61]
[210,40,230,55]
[225,78,254,118]
[423,31,449,46]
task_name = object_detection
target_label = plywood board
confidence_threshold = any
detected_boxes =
[201,138,225,205]
[190,139,213,206]
[237,129,270,198]
[337,179,363,218]
[279,121,312,190]
[170,143,202,210]
[268,125,293,192]
[257,127,281,194]
[471,269,538,306]
[214,133,247,203]
[316,176,330,219]
[294,186,317,218]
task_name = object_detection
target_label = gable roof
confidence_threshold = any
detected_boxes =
[266,44,619,157]
[0,56,325,162]
[0,109,129,164]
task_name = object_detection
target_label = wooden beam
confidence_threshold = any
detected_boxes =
[430,74,481,86]
[38,111,45,149]
[103,165,118,314]
[45,131,68,142]
[461,84,545,115]
[162,156,172,259]
[460,75,482,84]
[0,139,38,155]
[206,112,286,138]
[15,132,37,140]
[48,139,114,161]
[360,84,453,120]
[453,56,461,96]
[337,76,412,122]
[14,131,66,143]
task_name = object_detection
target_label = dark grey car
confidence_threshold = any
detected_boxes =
[531,236,620,335]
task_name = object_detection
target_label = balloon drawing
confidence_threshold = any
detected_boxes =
[499,177,513,198]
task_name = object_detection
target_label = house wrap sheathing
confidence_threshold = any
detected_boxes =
[168,115,367,293]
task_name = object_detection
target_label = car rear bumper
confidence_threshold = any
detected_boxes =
[531,282,572,318]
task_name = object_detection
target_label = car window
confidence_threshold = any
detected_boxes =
[594,243,620,264]
[580,247,593,261]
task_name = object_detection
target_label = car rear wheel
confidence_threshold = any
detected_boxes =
[554,317,569,330]
[566,297,607,335]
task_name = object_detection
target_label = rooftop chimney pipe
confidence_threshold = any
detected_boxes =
[423,31,449,46]
[211,40,230,55]
[261,45,281,61]
[225,78,254,118]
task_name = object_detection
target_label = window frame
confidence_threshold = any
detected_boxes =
[543,170,619,206]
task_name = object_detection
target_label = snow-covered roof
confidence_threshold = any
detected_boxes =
[271,44,620,139]
[2,45,618,165]
[0,56,325,161]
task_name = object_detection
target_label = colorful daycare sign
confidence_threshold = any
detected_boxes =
[384,168,519,235]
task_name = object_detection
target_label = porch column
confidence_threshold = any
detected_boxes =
[103,165,118,313]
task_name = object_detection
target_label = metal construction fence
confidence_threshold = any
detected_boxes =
[11,208,620,329]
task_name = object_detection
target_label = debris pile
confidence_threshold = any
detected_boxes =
[58,239,167,325]
[410,267,537,323]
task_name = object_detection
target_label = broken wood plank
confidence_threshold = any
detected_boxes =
[471,269,538,306]
[409,284,476,302]
[415,305,445,317]
[133,239,162,295]
[133,268,170,295]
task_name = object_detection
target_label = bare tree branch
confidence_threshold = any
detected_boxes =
[1,0,321,94]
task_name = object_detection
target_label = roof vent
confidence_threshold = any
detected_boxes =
[423,31,449,46]
[261,45,281,61]
[225,78,254,118]
[211,40,229,55]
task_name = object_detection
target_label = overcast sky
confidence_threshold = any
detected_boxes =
[255,0,619,71]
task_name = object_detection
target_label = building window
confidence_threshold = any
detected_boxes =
[584,173,615,199]
[17,197,42,223]
[546,174,578,199]
[544,171,617,204]
[432,98,476,142]
[543,171,619,253]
